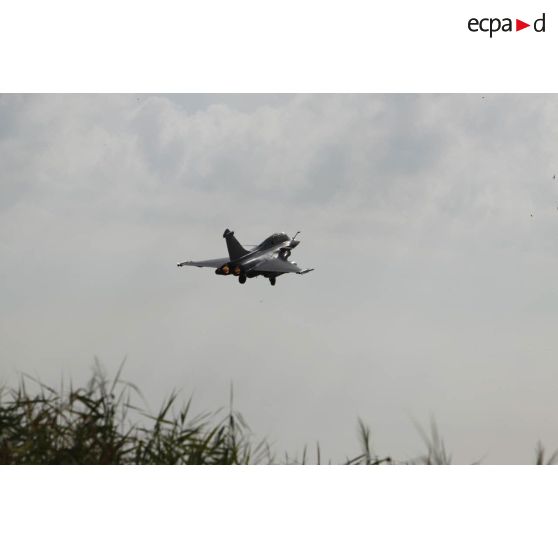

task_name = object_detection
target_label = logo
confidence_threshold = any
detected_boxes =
[468,13,546,37]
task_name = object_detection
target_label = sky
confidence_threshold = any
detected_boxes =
[1,93,558,463]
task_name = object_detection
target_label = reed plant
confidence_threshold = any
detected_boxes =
[1,361,555,465]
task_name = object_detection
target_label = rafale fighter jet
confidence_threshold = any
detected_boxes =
[177,229,314,286]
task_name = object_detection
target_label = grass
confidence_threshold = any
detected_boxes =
[1,360,556,465]
[0,359,270,465]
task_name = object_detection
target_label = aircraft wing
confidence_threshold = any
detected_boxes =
[253,257,314,275]
[177,257,229,268]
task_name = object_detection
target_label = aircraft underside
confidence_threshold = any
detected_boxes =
[215,264,281,285]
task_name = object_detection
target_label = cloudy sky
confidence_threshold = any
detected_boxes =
[1,94,558,463]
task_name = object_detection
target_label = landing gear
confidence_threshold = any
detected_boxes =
[269,277,276,286]
[239,274,246,284]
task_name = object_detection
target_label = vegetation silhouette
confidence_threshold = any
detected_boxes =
[1,359,556,465]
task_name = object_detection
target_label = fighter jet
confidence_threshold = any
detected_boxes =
[177,229,314,286]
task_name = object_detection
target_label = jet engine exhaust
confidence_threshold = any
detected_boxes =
[215,265,231,275]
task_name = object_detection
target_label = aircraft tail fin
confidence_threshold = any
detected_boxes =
[223,229,249,260]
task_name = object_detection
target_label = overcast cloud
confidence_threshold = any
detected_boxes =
[1,94,558,463]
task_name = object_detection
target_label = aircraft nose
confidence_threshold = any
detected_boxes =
[291,240,300,248]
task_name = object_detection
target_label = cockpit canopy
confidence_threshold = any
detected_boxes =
[258,232,290,250]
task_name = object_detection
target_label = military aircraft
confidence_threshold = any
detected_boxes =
[177,229,314,286]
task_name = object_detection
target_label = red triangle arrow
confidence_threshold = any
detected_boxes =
[516,19,530,31]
